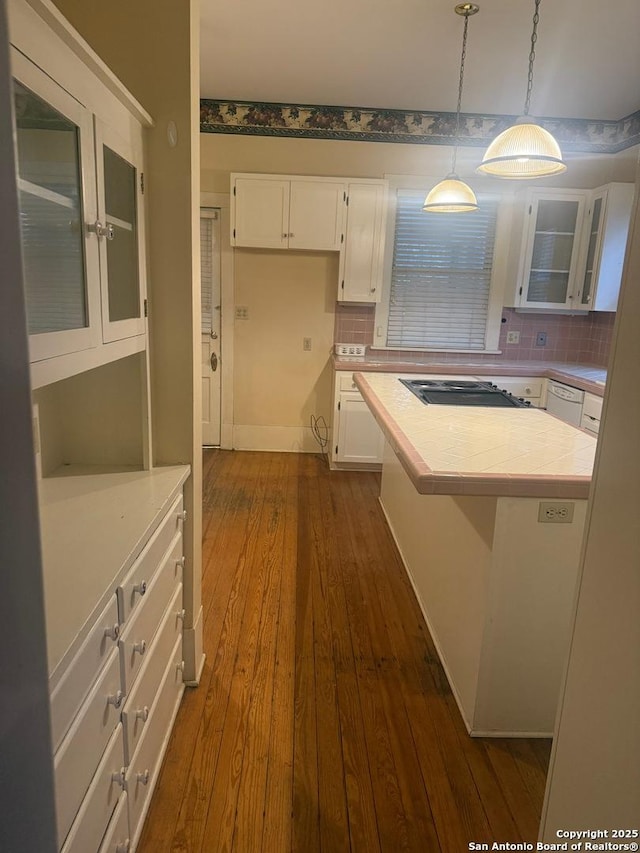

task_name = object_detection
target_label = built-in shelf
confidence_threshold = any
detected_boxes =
[18,176,76,209]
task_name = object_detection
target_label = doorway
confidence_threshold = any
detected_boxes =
[200,208,221,446]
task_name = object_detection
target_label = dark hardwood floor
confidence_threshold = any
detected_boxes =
[138,450,551,853]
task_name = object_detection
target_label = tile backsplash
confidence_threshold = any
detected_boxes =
[334,304,615,367]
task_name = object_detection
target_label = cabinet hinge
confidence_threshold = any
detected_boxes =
[233,228,236,239]
[233,186,236,196]
[341,280,344,290]
[343,191,346,202]
[528,204,532,215]
[140,173,145,195]
[338,401,341,411]
[341,234,344,244]
[335,445,338,455]
[346,196,349,207]
[519,287,523,296]
[144,298,148,317]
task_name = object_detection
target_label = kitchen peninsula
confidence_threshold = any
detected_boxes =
[354,372,597,738]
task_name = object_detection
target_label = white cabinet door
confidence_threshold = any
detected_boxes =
[336,393,385,464]
[232,177,289,248]
[517,189,588,311]
[289,179,345,250]
[339,181,387,303]
[577,183,634,312]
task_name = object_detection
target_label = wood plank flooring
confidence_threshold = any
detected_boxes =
[138,450,551,853]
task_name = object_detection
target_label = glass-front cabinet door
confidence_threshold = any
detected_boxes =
[519,190,588,311]
[12,50,100,362]
[95,122,146,342]
[579,192,604,308]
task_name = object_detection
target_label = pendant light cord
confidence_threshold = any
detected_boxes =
[451,7,472,175]
[523,0,541,116]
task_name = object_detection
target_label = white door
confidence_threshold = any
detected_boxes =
[201,209,221,446]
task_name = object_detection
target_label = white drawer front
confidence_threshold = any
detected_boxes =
[122,583,183,762]
[50,596,120,752]
[117,494,184,623]
[486,376,544,399]
[61,724,125,853]
[55,650,123,848]
[581,412,600,435]
[126,635,185,849]
[582,392,603,420]
[119,534,183,693]
[337,372,360,392]
[98,792,130,853]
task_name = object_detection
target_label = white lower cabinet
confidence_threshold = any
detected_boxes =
[331,372,384,467]
[581,392,603,434]
[485,376,546,408]
[48,474,188,852]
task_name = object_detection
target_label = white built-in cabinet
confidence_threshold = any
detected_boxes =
[484,376,546,408]
[230,172,387,303]
[508,184,633,313]
[331,372,385,467]
[9,2,194,850]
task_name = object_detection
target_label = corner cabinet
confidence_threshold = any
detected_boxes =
[230,173,388,304]
[331,372,385,468]
[509,184,633,313]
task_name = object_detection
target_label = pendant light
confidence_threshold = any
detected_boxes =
[423,3,479,213]
[477,0,566,179]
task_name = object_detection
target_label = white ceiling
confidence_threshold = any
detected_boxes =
[200,0,640,122]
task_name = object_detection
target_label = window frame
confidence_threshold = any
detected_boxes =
[373,176,515,354]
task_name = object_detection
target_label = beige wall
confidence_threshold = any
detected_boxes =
[201,133,638,445]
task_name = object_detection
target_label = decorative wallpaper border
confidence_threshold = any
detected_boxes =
[200,100,640,154]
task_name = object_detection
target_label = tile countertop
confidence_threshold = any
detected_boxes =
[354,372,597,500]
[335,356,606,396]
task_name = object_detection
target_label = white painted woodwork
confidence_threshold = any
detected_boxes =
[60,724,125,853]
[50,595,120,752]
[115,493,183,624]
[338,181,387,303]
[97,792,130,853]
[201,208,221,446]
[380,440,588,736]
[578,182,634,311]
[231,173,346,251]
[580,391,603,434]
[39,467,188,685]
[118,536,183,693]
[336,393,385,465]
[53,649,123,847]
[122,583,184,762]
[125,634,185,849]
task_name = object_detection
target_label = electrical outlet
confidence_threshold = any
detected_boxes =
[303,337,312,351]
[538,502,575,523]
[536,331,547,347]
[506,331,520,344]
[235,306,249,320]
[335,343,366,357]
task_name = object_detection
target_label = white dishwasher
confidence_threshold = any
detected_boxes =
[546,380,584,426]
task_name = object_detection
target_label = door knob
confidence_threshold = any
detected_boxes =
[210,352,218,371]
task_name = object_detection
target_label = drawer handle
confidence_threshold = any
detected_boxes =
[104,623,120,642]
[525,387,532,394]
[108,690,123,709]
[111,767,126,788]
[176,556,186,571]
[136,769,150,786]
[177,660,186,674]
[135,705,150,723]
[177,609,186,622]
[179,509,188,523]
[133,581,147,597]
[115,841,131,853]
[133,640,147,656]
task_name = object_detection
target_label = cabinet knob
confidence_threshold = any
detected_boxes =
[180,509,188,523]
[282,232,288,239]
[133,580,147,597]
[133,640,147,656]
[177,608,187,622]
[108,690,123,709]
[115,841,131,853]
[135,705,150,722]
[136,769,150,786]
[178,660,186,674]
[176,556,186,570]
[104,623,120,642]
[289,232,294,238]
[87,220,114,240]
[111,767,126,788]
[370,287,376,293]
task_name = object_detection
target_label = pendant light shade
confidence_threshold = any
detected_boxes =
[423,3,479,213]
[422,175,478,212]
[477,0,566,179]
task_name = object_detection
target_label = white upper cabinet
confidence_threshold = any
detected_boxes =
[338,181,387,304]
[576,183,634,312]
[516,189,589,311]
[10,9,151,385]
[231,174,346,250]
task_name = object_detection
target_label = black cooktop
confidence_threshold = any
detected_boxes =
[399,378,531,408]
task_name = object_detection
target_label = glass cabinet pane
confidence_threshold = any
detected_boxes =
[13,80,87,334]
[526,199,579,305]
[103,146,139,322]
[536,200,579,233]
[581,197,603,305]
[527,272,570,304]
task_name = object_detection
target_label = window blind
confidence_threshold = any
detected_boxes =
[387,190,498,350]
[200,216,213,334]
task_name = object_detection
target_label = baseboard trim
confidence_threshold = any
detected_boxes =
[232,424,327,453]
